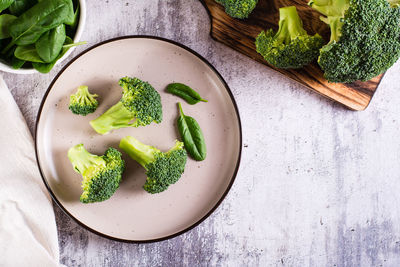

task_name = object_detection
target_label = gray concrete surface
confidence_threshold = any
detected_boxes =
[3,0,400,266]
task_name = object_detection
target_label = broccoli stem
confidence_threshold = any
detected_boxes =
[119,136,158,170]
[308,0,349,17]
[320,16,343,43]
[308,0,349,44]
[90,102,135,135]
[276,6,307,44]
[67,144,106,174]
[76,86,97,104]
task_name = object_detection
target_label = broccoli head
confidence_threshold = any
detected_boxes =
[255,6,324,69]
[309,0,400,83]
[119,136,187,194]
[90,77,163,135]
[67,144,125,203]
[215,0,258,19]
[68,86,99,116]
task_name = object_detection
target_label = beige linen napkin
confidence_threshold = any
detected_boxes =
[0,76,61,267]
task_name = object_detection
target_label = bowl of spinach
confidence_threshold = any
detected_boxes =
[0,0,86,74]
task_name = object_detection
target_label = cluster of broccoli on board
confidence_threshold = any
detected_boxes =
[310,0,400,83]
[255,6,324,69]
[215,0,258,19]
[67,77,194,203]
[217,0,400,83]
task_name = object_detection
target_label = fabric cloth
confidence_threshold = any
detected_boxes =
[0,76,61,267]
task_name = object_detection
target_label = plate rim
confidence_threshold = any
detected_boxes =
[34,35,243,243]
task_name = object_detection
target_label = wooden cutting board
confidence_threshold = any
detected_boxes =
[200,0,384,110]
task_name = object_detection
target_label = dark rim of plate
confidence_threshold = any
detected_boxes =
[34,35,243,243]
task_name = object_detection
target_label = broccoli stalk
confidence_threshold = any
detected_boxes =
[309,0,400,83]
[90,77,163,135]
[68,144,125,203]
[68,86,98,116]
[119,136,187,194]
[215,0,258,19]
[255,6,324,69]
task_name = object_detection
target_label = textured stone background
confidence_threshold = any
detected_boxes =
[3,0,400,266]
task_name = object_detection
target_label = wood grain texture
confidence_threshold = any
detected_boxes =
[201,0,384,111]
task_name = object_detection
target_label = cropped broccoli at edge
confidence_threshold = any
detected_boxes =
[90,77,163,135]
[119,136,187,194]
[309,0,400,83]
[255,6,324,69]
[68,86,99,116]
[215,0,258,19]
[67,144,125,203]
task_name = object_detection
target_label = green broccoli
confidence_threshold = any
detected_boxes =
[90,77,162,135]
[119,136,187,194]
[255,6,324,69]
[68,86,98,116]
[215,0,258,19]
[309,0,400,83]
[67,144,125,203]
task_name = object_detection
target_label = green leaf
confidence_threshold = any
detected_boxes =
[0,0,14,12]
[177,103,207,161]
[6,0,70,48]
[11,56,25,69]
[166,82,208,105]
[70,3,79,29]
[32,36,86,73]
[61,0,74,25]
[14,44,45,62]
[36,24,66,62]
[9,0,36,16]
[0,14,17,39]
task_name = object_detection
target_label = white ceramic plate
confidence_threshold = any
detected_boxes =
[35,36,242,242]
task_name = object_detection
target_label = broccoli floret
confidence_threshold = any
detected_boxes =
[90,77,163,135]
[215,0,258,19]
[255,6,324,69]
[67,144,125,203]
[119,136,187,194]
[68,86,98,116]
[309,0,400,83]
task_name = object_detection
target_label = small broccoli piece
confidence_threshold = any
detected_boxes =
[119,136,187,194]
[90,77,163,135]
[68,86,99,116]
[309,0,400,83]
[255,6,324,69]
[67,144,125,203]
[215,0,258,19]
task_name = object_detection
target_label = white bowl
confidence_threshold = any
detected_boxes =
[0,0,86,74]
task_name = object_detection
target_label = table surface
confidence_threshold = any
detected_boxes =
[3,0,400,266]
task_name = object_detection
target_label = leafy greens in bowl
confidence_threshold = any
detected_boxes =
[0,0,86,74]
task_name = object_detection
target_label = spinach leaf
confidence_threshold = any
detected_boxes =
[69,3,79,29]
[62,0,75,25]
[36,24,66,62]
[5,0,70,49]
[167,83,208,105]
[9,0,36,16]
[11,56,25,69]
[177,102,207,161]
[32,37,85,73]
[0,0,14,12]
[0,14,17,39]
[42,0,74,25]
[14,44,45,62]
